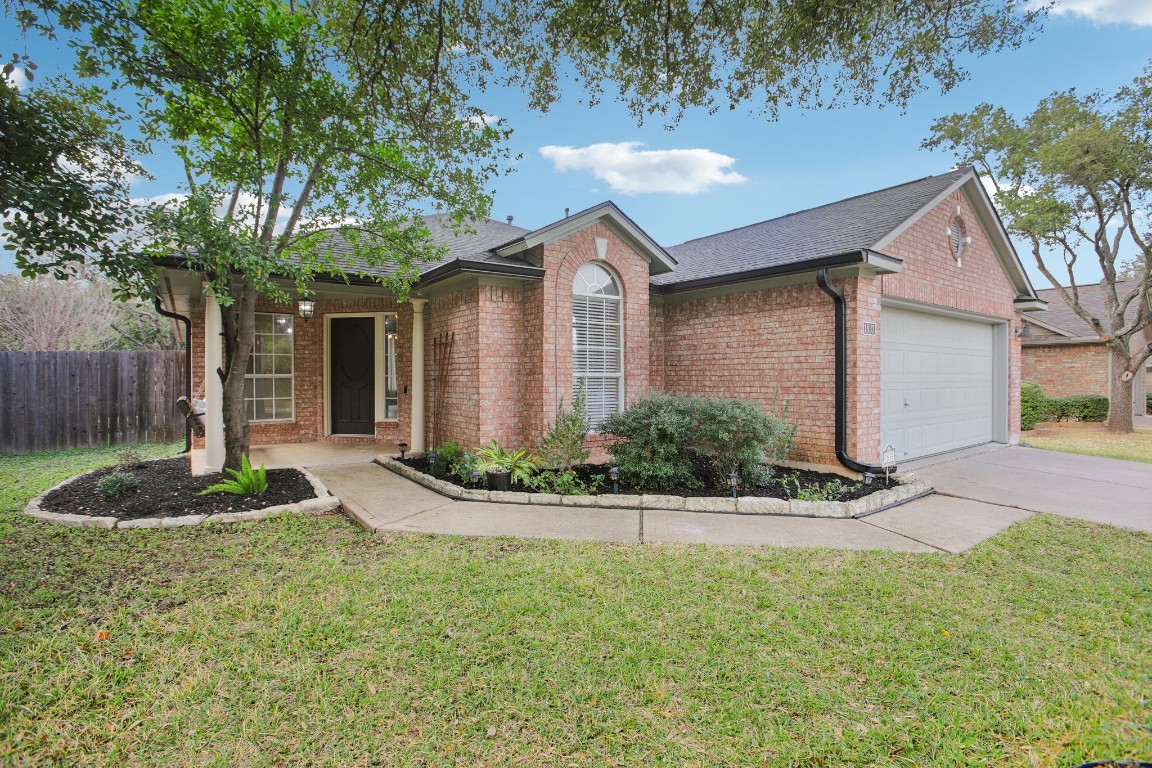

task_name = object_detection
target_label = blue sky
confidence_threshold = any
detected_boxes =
[3,0,1151,287]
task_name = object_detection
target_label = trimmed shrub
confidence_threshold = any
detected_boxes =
[97,471,138,499]
[1058,394,1109,422]
[600,392,794,492]
[536,392,591,471]
[1020,381,1046,431]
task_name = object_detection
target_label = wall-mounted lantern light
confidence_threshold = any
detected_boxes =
[297,299,316,322]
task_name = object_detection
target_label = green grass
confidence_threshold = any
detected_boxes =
[1,445,1150,767]
[1026,422,1152,464]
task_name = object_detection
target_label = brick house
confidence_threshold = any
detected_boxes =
[158,167,1045,474]
[1020,280,1150,415]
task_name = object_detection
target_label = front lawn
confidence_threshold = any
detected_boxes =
[1,445,1149,767]
[1025,421,1152,464]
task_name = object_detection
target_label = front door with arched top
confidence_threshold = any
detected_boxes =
[331,317,375,435]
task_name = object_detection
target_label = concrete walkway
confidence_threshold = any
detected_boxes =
[308,460,1035,553]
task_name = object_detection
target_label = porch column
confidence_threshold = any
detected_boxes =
[410,298,428,453]
[203,292,226,473]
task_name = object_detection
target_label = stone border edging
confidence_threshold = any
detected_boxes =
[376,456,932,519]
[23,461,342,529]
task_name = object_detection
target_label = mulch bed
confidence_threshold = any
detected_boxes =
[399,457,897,501]
[40,457,319,521]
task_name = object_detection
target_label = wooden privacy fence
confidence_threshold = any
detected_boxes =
[0,350,186,455]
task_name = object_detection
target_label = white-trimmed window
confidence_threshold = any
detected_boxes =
[572,263,623,429]
[245,312,294,421]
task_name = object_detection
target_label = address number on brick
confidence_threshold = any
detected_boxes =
[862,322,877,336]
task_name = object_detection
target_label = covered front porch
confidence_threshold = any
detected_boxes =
[190,440,403,473]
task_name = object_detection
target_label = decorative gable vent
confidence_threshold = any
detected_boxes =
[947,217,970,267]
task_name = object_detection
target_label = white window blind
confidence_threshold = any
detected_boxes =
[572,263,622,428]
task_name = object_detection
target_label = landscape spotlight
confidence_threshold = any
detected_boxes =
[397,442,408,460]
[727,473,739,498]
[609,466,620,494]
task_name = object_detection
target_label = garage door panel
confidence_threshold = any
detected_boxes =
[881,307,996,460]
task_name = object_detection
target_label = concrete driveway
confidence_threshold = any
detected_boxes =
[910,445,1152,534]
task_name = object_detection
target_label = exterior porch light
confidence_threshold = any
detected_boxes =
[609,466,620,494]
[297,299,316,322]
[397,442,408,460]
[1016,322,1033,338]
[727,473,739,499]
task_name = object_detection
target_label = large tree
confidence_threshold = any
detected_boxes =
[925,64,1152,433]
[5,0,1046,469]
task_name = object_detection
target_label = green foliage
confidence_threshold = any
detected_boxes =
[199,454,268,496]
[788,476,859,502]
[536,393,590,471]
[115,447,144,467]
[1048,395,1110,423]
[522,469,604,496]
[600,392,795,492]
[474,441,537,487]
[1021,381,1047,431]
[1147,393,1151,413]
[96,471,137,499]
[448,451,480,485]
[436,441,463,468]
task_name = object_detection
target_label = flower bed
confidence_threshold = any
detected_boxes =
[384,457,930,519]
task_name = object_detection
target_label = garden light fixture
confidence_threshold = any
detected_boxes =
[727,473,739,498]
[862,472,875,486]
[609,466,620,494]
[428,450,438,474]
[397,442,408,460]
[297,299,315,322]
[471,469,481,487]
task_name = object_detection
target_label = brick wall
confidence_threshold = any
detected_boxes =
[426,286,481,448]
[659,281,840,467]
[1021,344,1108,398]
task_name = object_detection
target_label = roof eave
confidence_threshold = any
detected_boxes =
[653,250,903,295]
[494,201,677,275]
[1014,297,1049,313]
[415,258,545,288]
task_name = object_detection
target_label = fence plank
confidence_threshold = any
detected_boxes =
[0,351,186,454]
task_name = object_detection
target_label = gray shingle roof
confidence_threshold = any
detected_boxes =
[1029,279,1147,337]
[653,168,970,286]
[311,213,532,281]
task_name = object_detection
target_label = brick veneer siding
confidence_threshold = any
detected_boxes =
[1021,344,1109,398]
[879,187,1023,447]
[658,281,842,467]
[191,294,413,448]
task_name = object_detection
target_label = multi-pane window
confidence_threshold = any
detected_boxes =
[384,314,398,420]
[245,313,294,421]
[572,263,622,429]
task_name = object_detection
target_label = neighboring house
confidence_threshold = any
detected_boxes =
[1020,280,1151,416]
[157,167,1045,474]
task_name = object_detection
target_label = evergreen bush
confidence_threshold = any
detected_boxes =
[1020,381,1046,431]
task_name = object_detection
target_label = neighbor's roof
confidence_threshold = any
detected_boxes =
[1027,280,1149,338]
[653,168,972,288]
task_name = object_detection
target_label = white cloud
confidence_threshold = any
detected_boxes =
[467,113,499,126]
[1038,0,1152,25]
[2,67,30,90]
[539,141,748,195]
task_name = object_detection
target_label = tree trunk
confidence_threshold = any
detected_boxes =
[218,280,257,470]
[1105,345,1135,434]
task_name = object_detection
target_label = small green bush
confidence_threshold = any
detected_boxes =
[475,441,537,486]
[788,476,859,502]
[536,392,591,471]
[1058,394,1109,422]
[1020,381,1047,431]
[600,392,794,492]
[97,471,138,499]
[523,469,604,496]
[200,454,268,495]
[435,441,463,468]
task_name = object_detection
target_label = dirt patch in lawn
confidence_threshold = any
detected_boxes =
[39,457,320,521]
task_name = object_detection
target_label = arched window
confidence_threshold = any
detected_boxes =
[572,263,622,429]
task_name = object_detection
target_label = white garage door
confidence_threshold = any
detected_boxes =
[881,306,996,461]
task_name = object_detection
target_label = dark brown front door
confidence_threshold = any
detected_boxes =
[331,317,375,435]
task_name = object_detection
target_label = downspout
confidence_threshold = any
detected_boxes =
[815,268,890,475]
[154,294,193,454]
